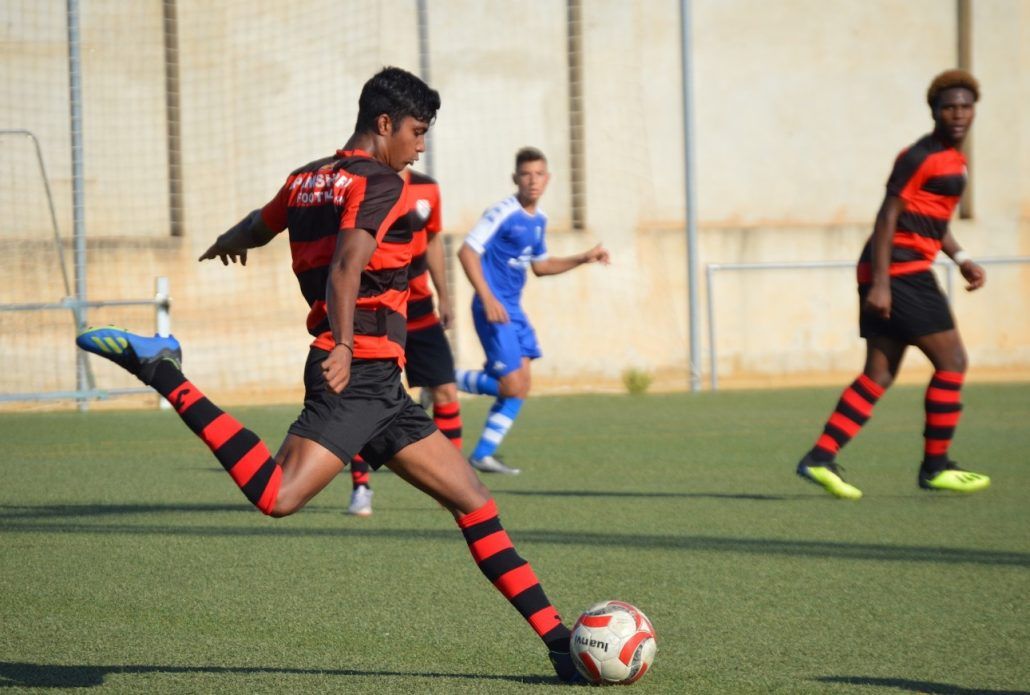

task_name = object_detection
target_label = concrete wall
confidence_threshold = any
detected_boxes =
[1,0,1027,403]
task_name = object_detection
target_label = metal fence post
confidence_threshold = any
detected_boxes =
[155,277,172,410]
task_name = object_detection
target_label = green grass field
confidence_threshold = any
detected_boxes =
[1,383,1028,694]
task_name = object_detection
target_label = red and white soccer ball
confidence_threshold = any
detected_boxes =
[571,600,657,685]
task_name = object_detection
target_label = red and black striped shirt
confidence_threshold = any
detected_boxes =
[403,170,443,332]
[857,134,967,284]
[260,149,412,364]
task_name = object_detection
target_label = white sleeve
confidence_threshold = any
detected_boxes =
[464,199,514,254]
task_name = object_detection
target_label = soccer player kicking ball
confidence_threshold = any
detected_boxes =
[346,168,463,517]
[456,147,609,474]
[76,67,582,684]
[796,69,990,499]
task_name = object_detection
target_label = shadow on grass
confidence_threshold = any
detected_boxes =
[0,661,554,689]
[1,503,1028,567]
[504,490,795,501]
[815,675,1030,694]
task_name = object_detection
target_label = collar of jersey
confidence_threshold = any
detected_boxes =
[335,148,373,159]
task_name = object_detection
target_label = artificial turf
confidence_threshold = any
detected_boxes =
[1,382,1027,693]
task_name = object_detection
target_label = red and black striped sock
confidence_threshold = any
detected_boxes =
[350,456,370,489]
[923,370,964,470]
[433,401,463,450]
[810,374,886,463]
[457,499,570,651]
[149,360,282,515]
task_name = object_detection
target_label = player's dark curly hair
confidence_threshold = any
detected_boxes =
[515,146,547,169]
[926,69,980,108]
[355,66,440,133]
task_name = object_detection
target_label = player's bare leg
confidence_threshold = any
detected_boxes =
[911,329,988,492]
[387,431,580,682]
[269,435,345,517]
[861,335,907,389]
[387,430,489,514]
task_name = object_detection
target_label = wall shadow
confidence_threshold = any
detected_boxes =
[815,675,1030,695]
[1,503,1027,567]
[503,489,795,501]
[0,661,552,689]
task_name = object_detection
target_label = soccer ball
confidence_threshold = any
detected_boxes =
[571,600,657,685]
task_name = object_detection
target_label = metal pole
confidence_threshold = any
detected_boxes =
[705,264,718,391]
[155,277,172,410]
[67,0,91,409]
[679,0,701,391]
[416,0,434,179]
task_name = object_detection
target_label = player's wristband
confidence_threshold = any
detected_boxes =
[952,250,972,265]
[333,342,353,353]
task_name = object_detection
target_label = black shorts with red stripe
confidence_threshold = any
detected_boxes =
[858,270,954,342]
[404,321,456,388]
[288,349,437,468]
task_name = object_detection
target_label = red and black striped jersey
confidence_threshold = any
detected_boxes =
[259,149,412,364]
[857,134,966,283]
[403,170,443,332]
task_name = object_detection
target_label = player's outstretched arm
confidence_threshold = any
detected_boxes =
[458,242,509,323]
[198,209,279,266]
[530,243,610,277]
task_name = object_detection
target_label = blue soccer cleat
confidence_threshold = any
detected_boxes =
[76,326,181,385]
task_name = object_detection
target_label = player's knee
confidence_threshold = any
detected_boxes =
[498,371,530,398]
[268,488,306,518]
[945,349,968,374]
[432,382,459,404]
[864,368,895,390]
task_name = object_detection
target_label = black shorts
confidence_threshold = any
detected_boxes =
[288,350,437,469]
[403,322,456,388]
[858,270,955,342]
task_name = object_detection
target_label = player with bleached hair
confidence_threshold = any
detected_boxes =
[796,69,990,499]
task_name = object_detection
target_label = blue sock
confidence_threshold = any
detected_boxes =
[471,397,524,460]
[455,369,500,397]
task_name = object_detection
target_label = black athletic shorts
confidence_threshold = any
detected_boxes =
[858,270,955,342]
[288,349,437,469]
[403,322,456,388]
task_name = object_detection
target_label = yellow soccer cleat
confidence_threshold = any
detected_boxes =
[796,455,863,500]
[919,462,990,493]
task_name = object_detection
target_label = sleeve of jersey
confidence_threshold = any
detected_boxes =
[532,221,548,261]
[885,146,928,198]
[425,185,443,236]
[340,172,406,242]
[259,182,291,233]
[464,206,506,254]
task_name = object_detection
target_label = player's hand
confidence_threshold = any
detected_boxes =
[863,283,891,320]
[199,234,248,266]
[322,343,353,395]
[482,295,510,324]
[438,299,454,330]
[583,244,610,265]
[960,261,985,291]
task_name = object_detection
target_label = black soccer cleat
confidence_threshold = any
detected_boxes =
[548,648,587,685]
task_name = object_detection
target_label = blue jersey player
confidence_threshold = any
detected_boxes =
[457,147,610,474]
